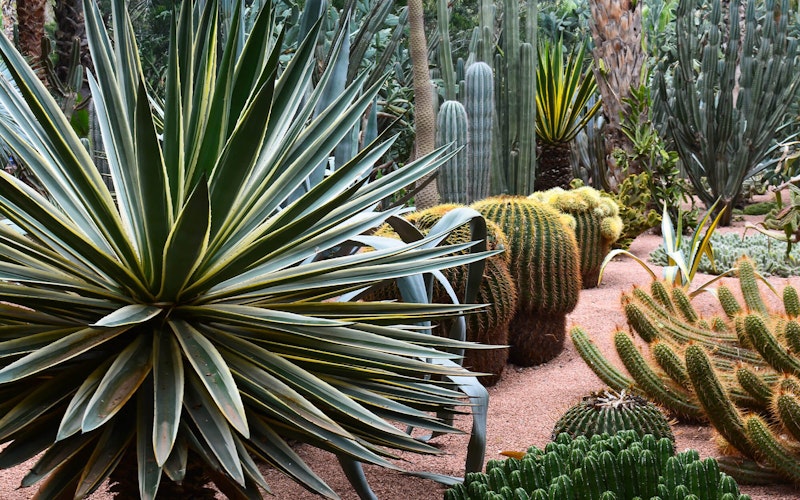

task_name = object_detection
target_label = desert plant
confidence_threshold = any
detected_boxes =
[745,183,800,259]
[653,0,800,225]
[445,430,750,500]
[472,196,581,366]
[572,258,800,483]
[368,204,517,386]
[530,186,623,287]
[464,61,494,203]
[0,1,495,497]
[551,389,675,445]
[436,100,470,204]
[535,37,602,191]
[650,232,800,278]
[599,201,727,289]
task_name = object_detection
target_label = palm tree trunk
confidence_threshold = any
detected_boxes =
[408,0,439,209]
[54,0,93,84]
[17,0,46,62]
[589,0,645,192]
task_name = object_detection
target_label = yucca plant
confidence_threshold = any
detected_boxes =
[0,0,494,498]
[535,38,602,191]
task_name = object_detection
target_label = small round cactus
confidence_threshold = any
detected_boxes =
[551,389,675,446]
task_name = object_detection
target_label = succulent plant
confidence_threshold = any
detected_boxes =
[445,430,750,500]
[472,196,581,366]
[0,0,495,497]
[368,204,517,386]
[530,186,623,287]
[650,232,800,278]
[551,389,675,445]
[437,100,470,204]
[573,258,800,484]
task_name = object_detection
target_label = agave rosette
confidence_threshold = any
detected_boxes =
[0,0,492,498]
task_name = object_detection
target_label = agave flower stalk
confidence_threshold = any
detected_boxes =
[0,0,495,498]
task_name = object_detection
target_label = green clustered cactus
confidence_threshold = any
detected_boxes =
[649,232,800,278]
[531,186,624,287]
[444,430,750,500]
[472,196,581,366]
[551,390,675,446]
[572,257,800,485]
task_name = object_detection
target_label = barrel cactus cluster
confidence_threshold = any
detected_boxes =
[445,430,749,500]
[472,196,582,366]
[572,257,800,484]
[530,186,623,287]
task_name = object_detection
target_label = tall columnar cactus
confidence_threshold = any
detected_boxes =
[481,0,536,196]
[372,204,517,386]
[445,430,750,500]
[436,101,470,204]
[572,258,800,484]
[654,0,800,225]
[465,62,494,203]
[472,196,581,366]
[531,186,623,287]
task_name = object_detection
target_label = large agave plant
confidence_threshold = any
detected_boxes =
[0,0,493,498]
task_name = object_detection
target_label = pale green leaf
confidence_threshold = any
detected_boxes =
[91,304,161,327]
[170,319,248,436]
[82,334,153,432]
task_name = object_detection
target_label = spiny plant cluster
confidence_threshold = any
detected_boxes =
[444,430,749,500]
[572,258,800,484]
[551,390,675,445]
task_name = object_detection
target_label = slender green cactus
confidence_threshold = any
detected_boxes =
[436,101,470,204]
[446,430,750,500]
[551,390,675,445]
[574,256,800,484]
[530,186,623,288]
[472,196,580,365]
[654,0,800,225]
[465,62,494,203]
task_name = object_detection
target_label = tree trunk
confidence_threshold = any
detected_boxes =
[589,0,645,192]
[54,0,93,84]
[408,0,439,209]
[17,0,46,62]
[535,142,573,191]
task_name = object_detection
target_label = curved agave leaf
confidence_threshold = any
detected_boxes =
[0,0,492,497]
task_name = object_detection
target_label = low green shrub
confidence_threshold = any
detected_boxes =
[650,232,800,277]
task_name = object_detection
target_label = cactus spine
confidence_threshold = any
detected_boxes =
[573,256,800,484]
[465,62,494,203]
[436,101,470,204]
[472,196,580,365]
[530,186,623,287]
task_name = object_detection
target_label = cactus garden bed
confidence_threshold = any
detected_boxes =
[0,210,794,499]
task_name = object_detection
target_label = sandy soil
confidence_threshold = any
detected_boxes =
[2,208,800,499]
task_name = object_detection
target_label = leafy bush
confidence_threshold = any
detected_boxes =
[650,232,800,277]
